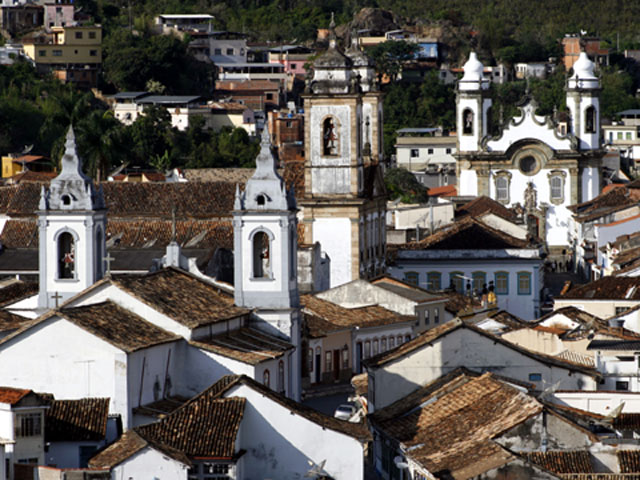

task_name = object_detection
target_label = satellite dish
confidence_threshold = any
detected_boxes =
[305,459,329,478]
[394,456,409,469]
[22,144,33,155]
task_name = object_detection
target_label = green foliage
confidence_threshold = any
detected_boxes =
[384,168,429,203]
[366,41,419,83]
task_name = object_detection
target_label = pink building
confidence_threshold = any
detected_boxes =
[268,45,314,76]
[44,1,74,29]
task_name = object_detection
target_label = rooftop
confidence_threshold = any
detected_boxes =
[45,398,109,442]
[558,277,640,301]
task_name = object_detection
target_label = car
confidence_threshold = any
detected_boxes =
[334,404,357,421]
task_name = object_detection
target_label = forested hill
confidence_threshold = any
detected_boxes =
[86,0,640,52]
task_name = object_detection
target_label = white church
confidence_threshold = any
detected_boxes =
[456,51,603,259]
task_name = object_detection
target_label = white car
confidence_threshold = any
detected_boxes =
[334,404,357,421]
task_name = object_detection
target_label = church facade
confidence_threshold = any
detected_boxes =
[456,52,604,258]
[300,22,387,288]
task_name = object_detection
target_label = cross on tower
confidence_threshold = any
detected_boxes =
[51,291,62,308]
[103,253,115,276]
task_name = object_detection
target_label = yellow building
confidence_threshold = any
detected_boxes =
[23,25,102,88]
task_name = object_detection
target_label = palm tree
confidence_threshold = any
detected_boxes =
[75,110,124,182]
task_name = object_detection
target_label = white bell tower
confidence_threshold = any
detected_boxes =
[566,51,600,150]
[233,126,301,400]
[38,126,107,309]
[457,52,492,153]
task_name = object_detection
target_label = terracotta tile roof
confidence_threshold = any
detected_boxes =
[209,101,251,112]
[113,268,250,328]
[370,372,542,477]
[89,430,191,469]
[132,396,190,420]
[6,171,57,184]
[190,327,293,365]
[525,451,593,474]
[215,79,281,91]
[45,398,109,442]
[207,374,371,442]
[0,310,31,333]
[0,280,38,307]
[11,155,48,164]
[52,301,180,353]
[304,312,349,338]
[0,220,38,248]
[619,451,640,473]
[136,395,245,459]
[396,216,533,251]
[364,319,601,378]
[570,180,640,223]
[184,168,254,183]
[554,350,595,368]
[614,414,640,431]
[456,195,516,221]
[302,295,414,329]
[563,475,640,479]
[427,184,457,197]
[0,386,31,404]
[371,275,445,303]
[612,246,640,269]
[483,310,528,330]
[558,277,640,301]
[282,160,305,197]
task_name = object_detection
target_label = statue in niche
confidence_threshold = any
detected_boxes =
[524,182,537,211]
[463,109,473,135]
[323,117,339,156]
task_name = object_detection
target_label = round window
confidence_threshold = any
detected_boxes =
[520,156,537,174]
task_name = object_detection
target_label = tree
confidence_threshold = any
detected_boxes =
[384,168,428,204]
[75,110,125,181]
[366,40,419,83]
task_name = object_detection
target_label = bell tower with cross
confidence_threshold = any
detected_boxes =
[37,126,107,309]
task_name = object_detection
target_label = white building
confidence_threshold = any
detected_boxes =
[456,52,604,262]
[394,128,456,188]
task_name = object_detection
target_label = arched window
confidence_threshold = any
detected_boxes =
[278,360,285,393]
[252,231,270,278]
[263,369,270,388]
[463,108,474,135]
[496,176,509,202]
[58,232,75,279]
[323,117,339,156]
[585,106,596,134]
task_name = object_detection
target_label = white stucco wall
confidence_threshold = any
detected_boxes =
[595,215,640,269]
[369,327,597,411]
[111,446,189,480]
[581,166,600,203]
[458,169,477,196]
[227,383,364,480]
[313,217,352,288]
[550,391,640,415]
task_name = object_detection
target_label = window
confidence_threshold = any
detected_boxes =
[389,337,395,348]
[75,31,83,39]
[342,348,349,368]
[291,63,297,69]
[364,341,371,359]
[616,306,629,315]
[308,348,313,371]
[462,108,473,135]
[494,171,511,204]
[214,48,222,55]
[404,271,419,286]
[517,271,531,295]
[410,148,419,158]
[618,132,623,140]
[434,308,439,324]
[446,148,452,154]
[627,132,632,140]
[381,338,387,351]
[226,48,234,55]
[38,50,46,57]
[519,155,537,174]
[472,271,486,293]
[325,351,332,371]
[424,309,430,325]
[15,413,41,437]
[266,93,273,100]
[426,272,441,290]
[373,339,379,356]
[450,272,464,293]
[58,231,75,279]
[323,117,339,156]
[397,335,403,345]
[252,231,270,278]
[494,272,509,295]
[585,106,596,133]
[529,373,542,382]
[88,31,96,39]
[427,148,434,154]
[53,50,62,56]
[89,50,97,57]
[616,381,629,391]
[263,369,270,387]
[548,170,566,205]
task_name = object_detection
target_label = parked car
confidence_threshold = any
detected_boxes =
[334,404,357,421]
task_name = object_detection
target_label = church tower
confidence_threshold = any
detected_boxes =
[300,18,386,288]
[566,51,600,151]
[233,126,301,399]
[456,52,492,153]
[38,126,107,309]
